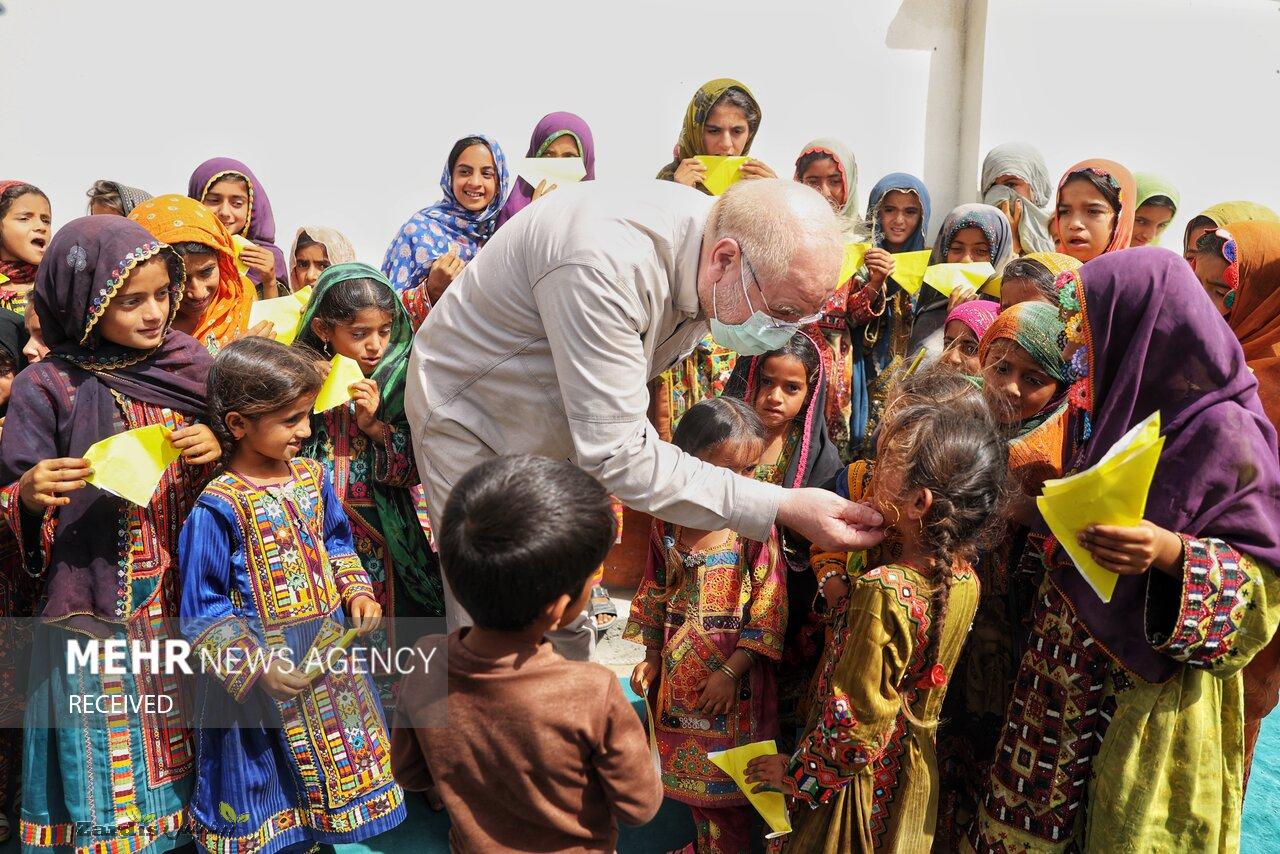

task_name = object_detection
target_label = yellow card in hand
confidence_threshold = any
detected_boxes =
[292,286,313,307]
[922,262,996,297]
[1036,411,1165,603]
[303,627,361,680]
[707,740,792,838]
[838,242,872,286]
[249,295,305,345]
[694,156,749,196]
[231,234,254,277]
[889,250,932,295]
[514,156,587,187]
[313,355,364,413]
[83,424,181,507]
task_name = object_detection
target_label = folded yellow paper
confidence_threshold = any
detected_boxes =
[514,156,587,187]
[838,242,872,286]
[303,627,361,680]
[981,273,1003,297]
[83,424,181,507]
[292,286,313,307]
[231,234,254,277]
[888,250,932,295]
[248,295,305,345]
[707,740,792,838]
[1037,411,1165,603]
[694,156,750,196]
[313,355,365,413]
[922,262,996,297]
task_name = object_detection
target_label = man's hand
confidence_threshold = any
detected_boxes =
[776,487,885,552]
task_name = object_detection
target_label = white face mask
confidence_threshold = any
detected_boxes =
[709,253,803,355]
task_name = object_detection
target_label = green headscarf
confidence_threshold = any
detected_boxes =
[656,78,761,188]
[1134,173,1181,246]
[978,301,1068,386]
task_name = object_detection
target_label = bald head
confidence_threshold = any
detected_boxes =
[698,179,845,324]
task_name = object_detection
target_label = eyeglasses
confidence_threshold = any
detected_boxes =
[740,253,825,328]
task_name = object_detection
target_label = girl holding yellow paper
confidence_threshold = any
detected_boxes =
[498,111,596,227]
[189,157,289,298]
[971,249,1280,852]
[288,225,356,293]
[657,78,775,193]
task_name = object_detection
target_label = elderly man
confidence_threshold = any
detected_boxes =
[407,178,884,652]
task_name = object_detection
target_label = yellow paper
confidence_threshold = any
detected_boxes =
[313,355,365,413]
[838,242,872,286]
[249,295,305,345]
[707,740,792,837]
[292,286,313,307]
[981,274,1003,297]
[888,250,932,295]
[1036,412,1165,603]
[231,234,254,277]
[694,156,749,196]
[303,627,361,679]
[922,262,996,297]
[514,156,587,187]
[83,424,181,507]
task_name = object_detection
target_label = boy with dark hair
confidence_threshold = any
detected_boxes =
[391,455,662,852]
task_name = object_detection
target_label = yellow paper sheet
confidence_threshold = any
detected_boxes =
[514,156,587,187]
[1036,411,1165,603]
[838,242,872,286]
[303,627,361,679]
[292,286,313,307]
[981,274,1003,297]
[248,295,305,345]
[888,250,932,295]
[313,355,365,413]
[83,424,181,507]
[922,262,996,297]
[694,156,749,196]
[231,234,254,277]
[707,740,792,838]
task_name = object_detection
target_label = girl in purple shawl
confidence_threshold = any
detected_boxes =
[0,216,220,851]
[497,111,596,228]
[972,248,1280,852]
[188,156,289,298]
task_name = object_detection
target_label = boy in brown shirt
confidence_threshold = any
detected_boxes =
[391,455,663,852]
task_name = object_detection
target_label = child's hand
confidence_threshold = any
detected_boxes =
[425,245,465,304]
[947,284,980,311]
[243,319,276,341]
[350,379,384,438]
[672,158,707,188]
[862,247,894,289]
[744,753,793,795]
[739,159,777,180]
[1077,521,1183,577]
[239,243,277,282]
[260,656,310,702]
[531,179,558,202]
[19,458,92,513]
[348,595,382,634]
[695,670,737,716]
[169,424,221,466]
[630,658,659,696]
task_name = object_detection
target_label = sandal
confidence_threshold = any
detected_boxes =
[589,585,619,636]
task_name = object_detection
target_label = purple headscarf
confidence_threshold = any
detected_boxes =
[497,112,596,228]
[187,156,288,283]
[1052,247,1280,682]
[2,216,211,637]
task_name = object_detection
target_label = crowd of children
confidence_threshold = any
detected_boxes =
[1,73,1279,854]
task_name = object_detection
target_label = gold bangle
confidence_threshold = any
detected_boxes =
[719,662,740,682]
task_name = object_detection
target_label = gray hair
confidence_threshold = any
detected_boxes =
[711,179,844,288]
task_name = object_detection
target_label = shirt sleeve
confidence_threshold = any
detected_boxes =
[532,263,781,540]
[591,675,664,827]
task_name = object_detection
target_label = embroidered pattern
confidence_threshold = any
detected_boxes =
[1151,537,1252,667]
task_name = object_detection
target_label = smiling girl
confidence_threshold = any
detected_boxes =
[1051,158,1136,263]
[0,181,52,315]
[188,157,289,298]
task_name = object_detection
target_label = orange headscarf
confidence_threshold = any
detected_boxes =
[129,194,251,348]
[1225,220,1280,428]
[1052,158,1136,258]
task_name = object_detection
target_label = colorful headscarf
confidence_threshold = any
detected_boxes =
[499,112,596,227]
[930,203,1015,268]
[1051,248,1280,683]
[0,179,43,285]
[1051,158,1136,257]
[187,157,288,283]
[656,78,761,188]
[978,302,1068,386]
[129,194,252,349]
[794,137,861,230]
[980,142,1055,254]
[381,134,509,292]
[289,226,357,288]
[865,173,932,252]
[93,180,153,216]
[1220,221,1280,429]
[946,299,1000,342]
[1020,251,1081,279]
[1183,200,1280,251]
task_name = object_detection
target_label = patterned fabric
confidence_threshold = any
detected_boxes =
[179,458,405,853]
[380,134,509,321]
[656,78,761,188]
[623,520,786,807]
[946,300,1000,342]
[978,301,1068,387]
[1051,159,1137,257]
[781,561,979,853]
[187,157,288,285]
[129,194,253,350]
[97,181,153,217]
[648,336,737,442]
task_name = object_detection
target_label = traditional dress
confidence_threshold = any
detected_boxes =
[129,194,254,353]
[498,111,595,227]
[0,180,38,316]
[179,458,405,854]
[287,226,356,294]
[1,216,215,853]
[624,522,786,854]
[381,134,509,329]
[1133,172,1181,246]
[780,557,980,853]
[970,249,1280,852]
[980,143,1055,255]
[1050,158,1137,257]
[188,158,288,293]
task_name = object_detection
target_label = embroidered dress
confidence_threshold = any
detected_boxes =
[777,560,978,853]
[649,335,737,442]
[0,286,27,316]
[179,459,405,854]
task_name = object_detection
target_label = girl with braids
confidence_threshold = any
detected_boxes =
[625,396,787,854]
[746,393,1007,853]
